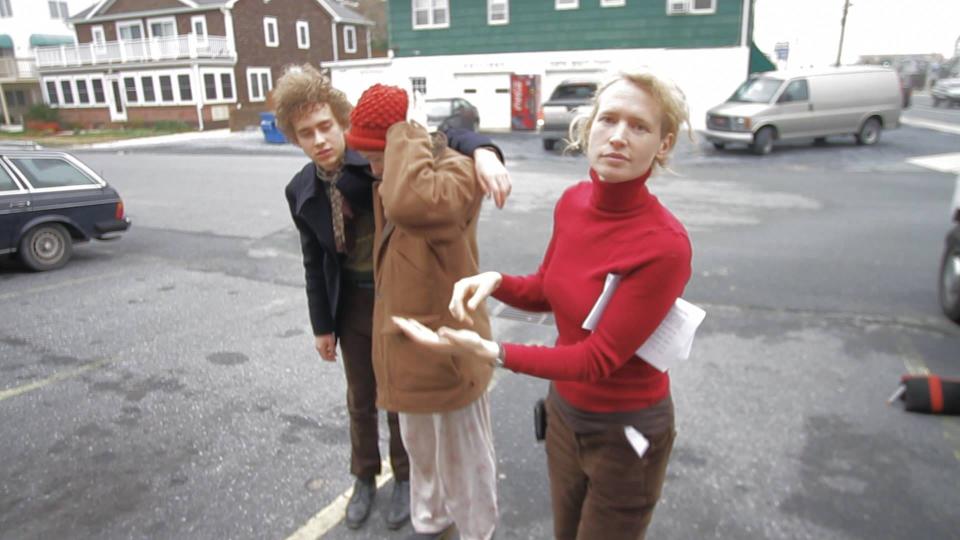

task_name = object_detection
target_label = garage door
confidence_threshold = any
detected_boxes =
[454,73,511,131]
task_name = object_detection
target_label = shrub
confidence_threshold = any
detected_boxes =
[152,120,191,132]
[25,104,59,122]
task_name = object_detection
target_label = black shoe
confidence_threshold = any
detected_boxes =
[404,525,453,540]
[345,477,375,529]
[385,479,410,530]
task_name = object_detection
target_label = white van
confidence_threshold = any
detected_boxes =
[701,66,902,155]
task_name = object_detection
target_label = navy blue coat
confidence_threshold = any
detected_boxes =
[285,129,500,336]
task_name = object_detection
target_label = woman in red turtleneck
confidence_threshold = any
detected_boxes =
[397,72,692,540]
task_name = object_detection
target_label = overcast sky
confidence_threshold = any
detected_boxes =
[753,0,960,67]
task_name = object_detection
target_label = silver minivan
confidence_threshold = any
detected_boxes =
[701,66,902,155]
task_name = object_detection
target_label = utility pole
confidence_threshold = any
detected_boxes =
[835,0,851,67]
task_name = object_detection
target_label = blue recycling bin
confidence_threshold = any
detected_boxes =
[259,112,287,144]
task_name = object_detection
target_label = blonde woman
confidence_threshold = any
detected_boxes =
[396,71,692,539]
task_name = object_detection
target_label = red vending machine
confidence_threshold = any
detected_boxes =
[510,74,540,131]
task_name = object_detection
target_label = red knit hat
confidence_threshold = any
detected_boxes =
[345,84,409,151]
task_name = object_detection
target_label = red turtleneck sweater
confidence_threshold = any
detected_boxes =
[495,169,692,413]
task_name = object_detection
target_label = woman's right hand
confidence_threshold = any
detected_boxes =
[449,271,502,324]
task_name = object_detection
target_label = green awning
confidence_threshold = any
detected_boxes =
[29,34,75,47]
[749,41,776,74]
[0,34,12,49]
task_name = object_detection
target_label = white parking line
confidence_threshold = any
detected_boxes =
[285,372,504,538]
[901,117,960,136]
[285,462,395,540]
[0,357,116,402]
[906,152,960,174]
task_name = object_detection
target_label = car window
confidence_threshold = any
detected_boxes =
[778,80,809,103]
[550,84,596,100]
[729,77,783,103]
[9,157,98,189]
[0,164,19,192]
[426,100,452,117]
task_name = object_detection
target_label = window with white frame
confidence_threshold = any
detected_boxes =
[555,0,578,10]
[0,0,12,18]
[91,79,106,104]
[666,0,715,15]
[601,0,625,7]
[158,75,174,102]
[91,26,106,45]
[191,16,208,45]
[263,17,279,47]
[220,73,234,99]
[343,26,357,53]
[141,76,156,102]
[45,81,58,105]
[412,0,449,30]
[296,21,310,49]
[488,0,508,24]
[48,1,68,19]
[123,77,138,103]
[247,68,272,102]
[117,21,145,41]
[60,80,74,105]
[147,17,176,38]
[689,0,715,13]
[178,74,192,101]
[410,77,426,96]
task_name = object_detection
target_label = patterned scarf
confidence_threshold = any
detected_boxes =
[316,164,346,253]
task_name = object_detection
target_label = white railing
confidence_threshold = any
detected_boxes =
[0,58,39,80]
[34,35,234,69]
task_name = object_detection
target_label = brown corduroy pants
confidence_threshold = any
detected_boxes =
[336,281,409,481]
[545,397,675,540]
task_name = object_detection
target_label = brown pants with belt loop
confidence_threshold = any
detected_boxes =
[545,397,675,540]
[336,280,409,482]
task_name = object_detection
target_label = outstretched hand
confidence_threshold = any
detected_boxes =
[449,271,502,325]
[392,316,499,361]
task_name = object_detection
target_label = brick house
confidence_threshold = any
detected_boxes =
[36,0,373,130]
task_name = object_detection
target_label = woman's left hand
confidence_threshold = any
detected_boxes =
[392,316,499,361]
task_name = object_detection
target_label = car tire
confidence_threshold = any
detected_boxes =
[712,142,725,150]
[543,139,555,151]
[940,233,960,324]
[751,127,775,156]
[19,223,73,272]
[813,137,828,146]
[855,117,881,146]
[933,97,941,107]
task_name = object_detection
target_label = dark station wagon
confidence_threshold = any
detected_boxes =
[0,144,130,271]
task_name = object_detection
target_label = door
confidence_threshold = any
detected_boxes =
[0,161,30,254]
[454,73,511,130]
[770,79,818,139]
[108,77,126,122]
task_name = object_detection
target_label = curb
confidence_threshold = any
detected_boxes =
[72,128,235,150]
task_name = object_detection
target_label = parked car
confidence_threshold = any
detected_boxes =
[932,78,960,107]
[539,79,599,151]
[940,174,960,324]
[701,66,902,155]
[0,144,130,271]
[424,97,480,132]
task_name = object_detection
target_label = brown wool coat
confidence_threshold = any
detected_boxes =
[371,122,493,414]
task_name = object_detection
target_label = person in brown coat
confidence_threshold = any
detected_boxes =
[345,84,498,540]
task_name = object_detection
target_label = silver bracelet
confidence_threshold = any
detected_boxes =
[495,342,506,368]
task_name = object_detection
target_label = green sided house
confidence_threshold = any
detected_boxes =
[327,0,774,131]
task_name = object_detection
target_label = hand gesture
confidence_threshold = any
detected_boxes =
[314,333,337,362]
[473,148,512,209]
[392,317,498,361]
[449,271,502,325]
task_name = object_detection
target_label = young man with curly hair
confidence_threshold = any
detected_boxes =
[274,65,509,532]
